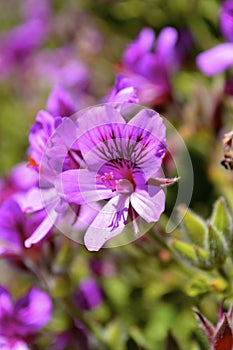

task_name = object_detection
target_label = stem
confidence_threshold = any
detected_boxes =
[63,298,110,350]
[149,229,172,252]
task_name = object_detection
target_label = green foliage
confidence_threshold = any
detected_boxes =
[170,197,233,271]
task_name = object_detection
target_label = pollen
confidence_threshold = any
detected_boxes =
[27,156,39,168]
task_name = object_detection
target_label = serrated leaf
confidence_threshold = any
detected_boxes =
[207,224,228,267]
[170,240,196,263]
[211,197,233,243]
[178,205,207,247]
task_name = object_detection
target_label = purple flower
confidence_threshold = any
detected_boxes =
[0,197,50,257]
[0,19,47,78]
[106,74,139,104]
[46,85,76,118]
[197,1,233,76]
[28,85,77,169]
[0,337,29,350]
[21,0,51,22]
[74,277,103,311]
[34,47,90,92]
[197,43,233,76]
[220,0,233,42]
[28,110,56,169]
[0,286,52,346]
[25,115,98,248]
[57,104,177,251]
[120,27,190,106]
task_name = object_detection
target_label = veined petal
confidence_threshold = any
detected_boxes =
[131,189,165,222]
[24,209,58,247]
[128,108,166,146]
[84,195,130,251]
[197,43,233,76]
[56,169,114,205]
[76,105,126,167]
[76,104,125,137]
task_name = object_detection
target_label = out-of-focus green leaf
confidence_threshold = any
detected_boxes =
[211,197,233,242]
[207,224,228,267]
[178,205,207,247]
[170,239,196,263]
[186,275,211,297]
[103,319,126,350]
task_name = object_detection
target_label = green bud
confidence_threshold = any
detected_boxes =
[170,239,196,263]
[211,197,233,243]
[178,205,207,247]
[194,245,213,270]
[207,223,228,267]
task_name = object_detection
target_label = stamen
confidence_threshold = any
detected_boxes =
[27,156,39,168]
[108,208,128,231]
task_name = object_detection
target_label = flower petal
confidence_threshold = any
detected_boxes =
[156,27,178,69]
[131,189,165,222]
[46,85,76,117]
[197,43,233,76]
[128,109,166,179]
[57,169,114,205]
[0,286,13,318]
[24,208,58,247]
[15,287,52,333]
[84,195,130,251]
[122,27,155,67]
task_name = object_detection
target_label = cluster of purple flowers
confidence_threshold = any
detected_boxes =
[2,0,233,348]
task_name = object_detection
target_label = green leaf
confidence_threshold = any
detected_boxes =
[170,239,196,263]
[186,275,211,297]
[178,205,207,247]
[211,197,233,242]
[194,246,213,270]
[207,224,228,267]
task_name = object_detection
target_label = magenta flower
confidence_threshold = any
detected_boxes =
[220,0,233,43]
[0,337,29,350]
[74,277,103,311]
[0,19,47,78]
[197,1,233,76]
[28,85,77,169]
[106,73,139,104]
[0,196,51,258]
[57,104,177,251]
[34,47,90,92]
[194,302,233,350]
[0,286,52,347]
[25,116,98,248]
[120,27,191,106]
[46,85,76,118]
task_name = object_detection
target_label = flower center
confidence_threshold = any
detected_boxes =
[96,171,134,194]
